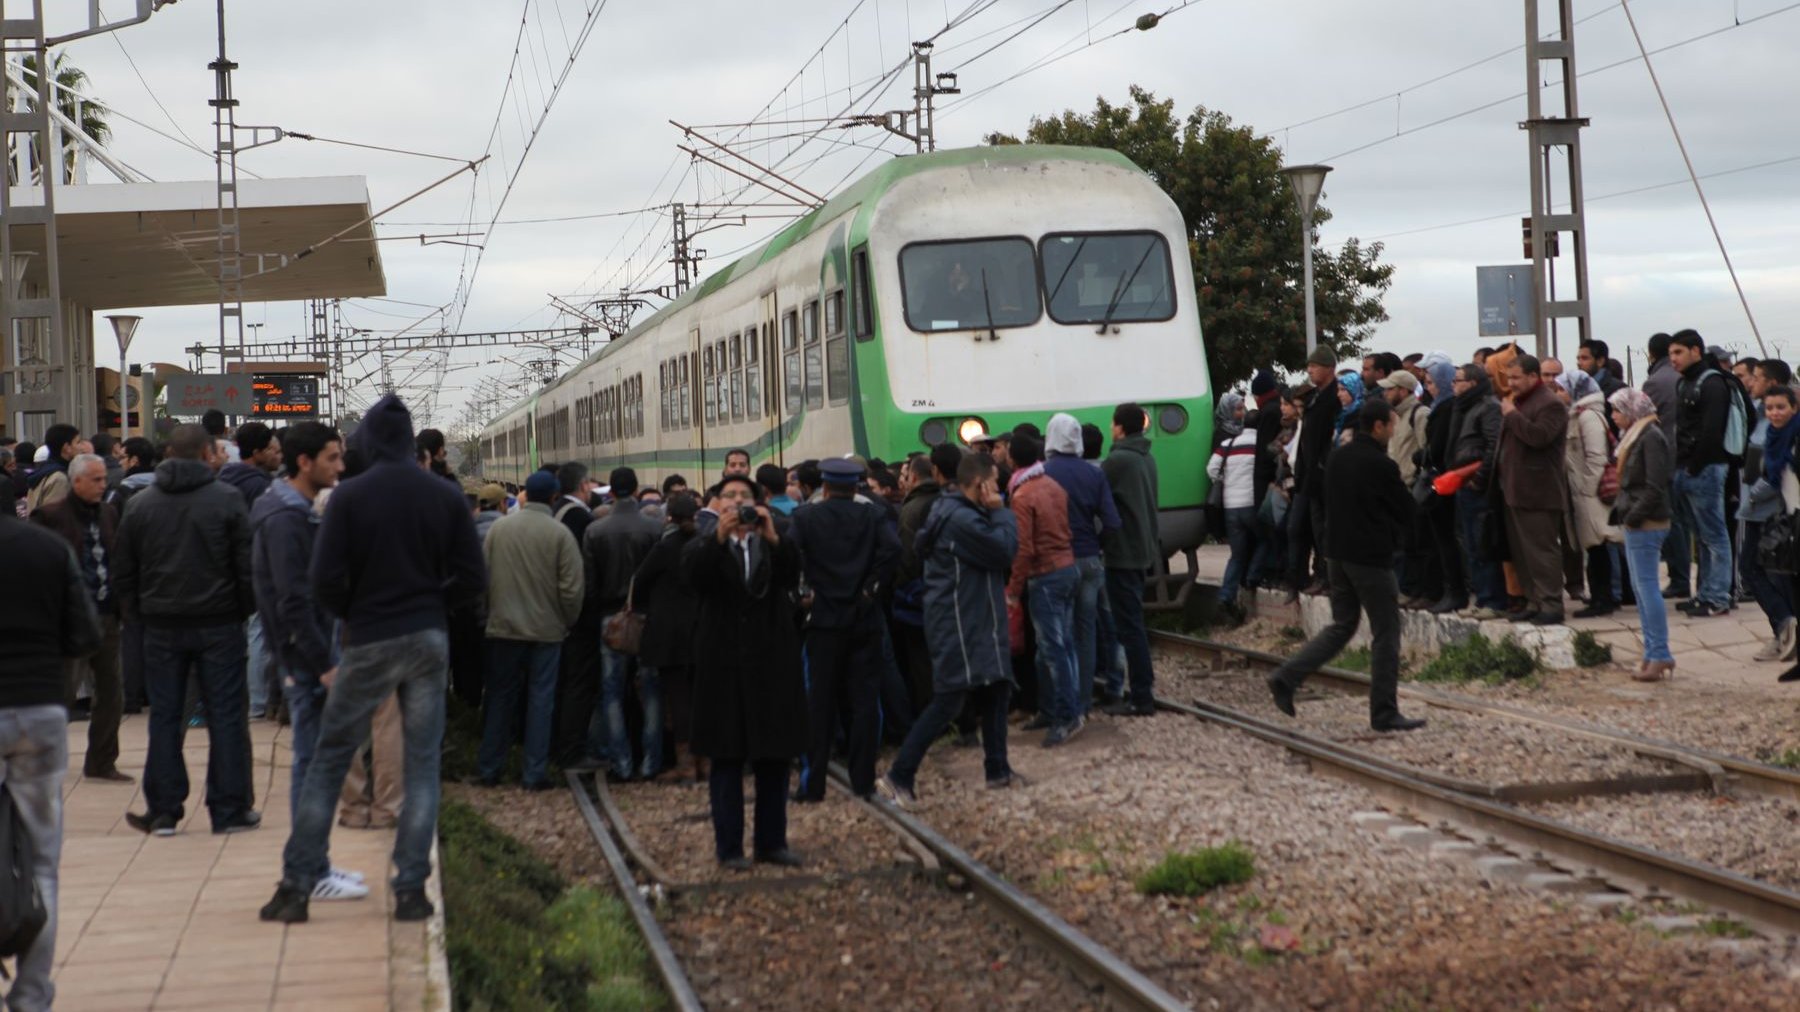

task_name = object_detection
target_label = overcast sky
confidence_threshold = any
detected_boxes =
[48,0,1800,424]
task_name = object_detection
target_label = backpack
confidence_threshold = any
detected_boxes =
[1699,368,1753,459]
[0,784,47,976]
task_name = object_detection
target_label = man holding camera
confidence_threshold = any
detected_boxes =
[787,457,899,801]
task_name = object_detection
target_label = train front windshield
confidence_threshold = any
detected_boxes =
[1041,232,1175,326]
[899,238,1041,332]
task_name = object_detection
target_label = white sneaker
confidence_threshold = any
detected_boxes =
[1755,634,1784,662]
[331,866,366,884]
[312,868,370,901]
[1781,618,1798,662]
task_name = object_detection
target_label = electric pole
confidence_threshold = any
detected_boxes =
[1522,0,1593,360]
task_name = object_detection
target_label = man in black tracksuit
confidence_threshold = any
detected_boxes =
[1267,399,1426,732]
[788,457,899,800]
[1287,346,1341,594]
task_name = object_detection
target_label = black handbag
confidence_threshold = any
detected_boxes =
[1760,513,1800,577]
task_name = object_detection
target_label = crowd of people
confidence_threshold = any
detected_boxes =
[1209,331,1800,720]
[0,391,1171,1005]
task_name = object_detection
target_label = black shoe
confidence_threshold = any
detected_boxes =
[394,888,434,922]
[126,810,178,837]
[754,848,804,868]
[603,770,635,785]
[1688,601,1729,618]
[1100,700,1155,717]
[1571,603,1616,619]
[1267,675,1297,718]
[719,856,753,872]
[1374,716,1427,733]
[1530,610,1565,626]
[85,767,135,783]
[522,781,556,792]
[212,810,262,835]
[1662,586,1691,600]
[1677,598,1701,614]
[986,772,1016,790]
[259,884,310,923]
[1427,597,1466,616]
[1021,714,1052,732]
[1778,665,1800,683]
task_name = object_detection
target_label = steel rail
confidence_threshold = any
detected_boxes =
[1147,696,1800,936]
[1149,631,1800,799]
[565,771,706,1012]
[828,766,1195,1012]
[590,771,678,888]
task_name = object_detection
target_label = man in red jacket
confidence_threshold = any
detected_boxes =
[1008,435,1082,746]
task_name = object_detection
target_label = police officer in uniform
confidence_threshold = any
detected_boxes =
[788,457,899,800]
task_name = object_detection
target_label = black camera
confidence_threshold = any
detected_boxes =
[737,504,761,528]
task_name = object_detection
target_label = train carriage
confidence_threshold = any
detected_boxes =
[480,143,1213,553]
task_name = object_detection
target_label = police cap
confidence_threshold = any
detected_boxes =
[820,457,865,486]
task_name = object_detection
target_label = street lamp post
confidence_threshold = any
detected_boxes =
[1279,164,1333,358]
[106,315,142,437]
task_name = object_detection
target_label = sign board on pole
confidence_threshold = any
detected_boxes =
[1476,265,1536,338]
[164,374,254,416]
[252,376,321,417]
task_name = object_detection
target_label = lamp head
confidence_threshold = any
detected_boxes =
[1279,164,1334,213]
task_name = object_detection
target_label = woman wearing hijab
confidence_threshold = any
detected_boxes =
[1333,371,1365,445]
[1740,383,1799,664]
[1207,392,1260,623]
[1556,370,1621,617]
[1608,388,1676,682]
[1421,358,1468,614]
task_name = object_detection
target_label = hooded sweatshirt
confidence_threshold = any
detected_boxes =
[251,479,335,678]
[310,394,486,646]
[219,460,274,508]
[1042,412,1121,560]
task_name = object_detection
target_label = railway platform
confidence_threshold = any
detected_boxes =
[1190,544,1797,692]
[46,715,448,1011]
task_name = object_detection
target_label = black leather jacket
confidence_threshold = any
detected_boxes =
[113,458,253,626]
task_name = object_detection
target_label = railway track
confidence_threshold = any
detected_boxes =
[1148,630,1800,937]
[564,767,1195,1011]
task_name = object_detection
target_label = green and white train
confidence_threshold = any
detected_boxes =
[479,144,1214,551]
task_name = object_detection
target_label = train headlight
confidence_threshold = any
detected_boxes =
[1158,405,1188,434]
[920,419,949,447]
[958,417,988,445]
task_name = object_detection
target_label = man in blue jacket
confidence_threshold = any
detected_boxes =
[249,421,367,902]
[878,452,1018,808]
[1043,412,1120,719]
[261,395,486,925]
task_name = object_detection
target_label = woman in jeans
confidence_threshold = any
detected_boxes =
[1207,393,1259,624]
[1609,388,1676,681]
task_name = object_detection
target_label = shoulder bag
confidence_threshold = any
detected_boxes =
[601,578,646,655]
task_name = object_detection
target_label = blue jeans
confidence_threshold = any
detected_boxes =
[1674,463,1731,607]
[1105,568,1156,706]
[281,628,448,893]
[0,706,66,1012]
[1624,528,1674,662]
[479,639,562,786]
[1028,565,1080,726]
[142,622,251,825]
[280,666,327,824]
[246,613,268,716]
[1738,521,1794,634]
[1070,556,1105,717]
[1220,506,1258,602]
[597,630,662,779]
[1454,487,1507,610]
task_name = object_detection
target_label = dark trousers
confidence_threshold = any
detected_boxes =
[1663,478,1692,594]
[71,613,123,775]
[121,618,146,710]
[448,610,485,709]
[1740,520,1795,634]
[550,621,601,767]
[800,620,882,798]
[1425,496,1466,605]
[1104,568,1156,706]
[660,664,694,746]
[1585,543,1616,610]
[1505,507,1565,613]
[708,758,788,861]
[892,622,933,715]
[1400,507,1440,601]
[888,680,1012,789]
[876,621,915,743]
[479,639,562,787]
[142,622,252,825]
[1285,490,1327,588]
[1271,560,1402,728]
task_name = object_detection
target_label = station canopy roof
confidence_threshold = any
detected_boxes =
[4,175,386,310]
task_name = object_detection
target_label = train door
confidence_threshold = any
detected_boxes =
[760,291,782,466]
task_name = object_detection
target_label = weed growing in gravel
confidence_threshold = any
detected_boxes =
[1411,633,1540,684]
[1277,624,1306,643]
[1698,917,1756,939]
[1571,630,1613,667]
[1333,647,1373,672]
[1760,747,1800,770]
[1136,841,1256,897]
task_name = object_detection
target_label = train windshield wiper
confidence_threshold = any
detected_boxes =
[1097,242,1158,334]
[979,268,998,341]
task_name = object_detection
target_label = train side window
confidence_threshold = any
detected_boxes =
[678,357,691,429]
[729,333,745,422]
[851,247,874,342]
[803,299,824,410]
[782,310,801,416]
[745,325,762,421]
[703,347,716,426]
[825,290,849,404]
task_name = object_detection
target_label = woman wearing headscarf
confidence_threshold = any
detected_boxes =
[1333,371,1365,445]
[1555,370,1620,617]
[1207,392,1260,623]
[1421,358,1468,614]
[1740,383,1799,664]
[1608,388,1676,682]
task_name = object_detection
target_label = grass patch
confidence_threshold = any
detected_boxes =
[1332,647,1372,673]
[1759,747,1800,770]
[441,801,664,1011]
[1277,624,1306,643]
[1571,630,1613,668]
[1698,917,1756,939]
[1136,841,1256,897]
[1411,633,1540,685]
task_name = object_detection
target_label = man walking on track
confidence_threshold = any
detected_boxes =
[1266,399,1427,733]
[261,394,486,925]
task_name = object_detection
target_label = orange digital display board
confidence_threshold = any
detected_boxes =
[252,377,320,418]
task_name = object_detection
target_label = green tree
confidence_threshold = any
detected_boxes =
[988,87,1394,389]
[15,50,113,184]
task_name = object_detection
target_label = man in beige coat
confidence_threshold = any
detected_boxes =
[475,470,584,789]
